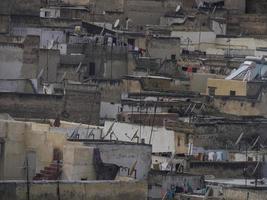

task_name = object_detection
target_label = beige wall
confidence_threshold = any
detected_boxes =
[0,119,76,180]
[223,188,267,200]
[175,132,193,154]
[62,0,90,6]
[213,98,261,117]
[63,145,96,180]
[207,79,247,96]
[123,79,142,93]
[190,73,225,94]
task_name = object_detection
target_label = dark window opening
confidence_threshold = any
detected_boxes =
[45,11,50,17]
[89,62,95,76]
[230,90,236,96]
[128,38,135,49]
[171,54,176,60]
[208,87,216,96]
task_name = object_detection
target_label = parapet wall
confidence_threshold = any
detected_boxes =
[0,90,100,125]
[0,180,147,200]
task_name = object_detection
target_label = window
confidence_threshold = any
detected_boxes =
[45,11,50,17]
[171,54,176,60]
[208,87,216,96]
[230,90,236,96]
[128,38,135,49]
[89,62,95,76]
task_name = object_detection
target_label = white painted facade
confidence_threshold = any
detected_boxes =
[173,30,267,57]
[11,27,67,49]
[100,101,163,120]
[40,8,61,18]
[103,121,176,153]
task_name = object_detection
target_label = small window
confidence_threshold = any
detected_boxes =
[171,54,176,60]
[230,90,236,96]
[89,62,95,76]
[45,11,50,17]
[208,87,216,96]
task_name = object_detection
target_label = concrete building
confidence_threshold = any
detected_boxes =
[102,121,193,155]
[83,141,152,180]
[148,170,204,199]
[0,180,148,200]
[0,90,101,125]
[0,35,39,80]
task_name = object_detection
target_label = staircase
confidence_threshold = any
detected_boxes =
[33,161,62,180]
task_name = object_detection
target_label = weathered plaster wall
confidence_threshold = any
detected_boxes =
[63,145,96,180]
[85,142,152,180]
[0,46,24,79]
[0,15,10,34]
[39,49,60,83]
[225,0,246,13]
[207,79,247,96]
[62,0,90,6]
[189,161,263,179]
[193,119,267,149]
[0,0,40,16]
[0,80,36,93]
[0,119,68,180]
[0,36,39,80]
[147,37,180,60]
[103,121,176,153]
[0,180,148,200]
[190,73,223,94]
[148,171,204,199]
[223,188,267,200]
[213,98,261,117]
[0,91,100,125]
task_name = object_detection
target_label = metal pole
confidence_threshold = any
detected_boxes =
[149,101,157,144]
[245,142,248,187]
[26,156,30,200]
[57,159,60,200]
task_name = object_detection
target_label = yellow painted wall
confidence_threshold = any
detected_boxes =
[207,78,247,96]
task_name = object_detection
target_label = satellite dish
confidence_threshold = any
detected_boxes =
[114,19,120,28]
[175,5,181,13]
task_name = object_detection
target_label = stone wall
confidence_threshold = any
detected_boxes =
[147,37,180,60]
[0,90,100,125]
[189,161,264,179]
[223,187,267,200]
[193,119,267,149]
[0,0,40,16]
[0,180,148,200]
[246,0,267,14]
